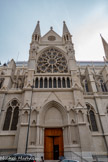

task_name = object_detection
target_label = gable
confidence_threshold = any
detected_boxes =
[40,29,62,44]
[44,92,62,104]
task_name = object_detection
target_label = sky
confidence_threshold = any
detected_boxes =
[0,0,108,64]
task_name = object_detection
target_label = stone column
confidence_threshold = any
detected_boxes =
[68,126,72,145]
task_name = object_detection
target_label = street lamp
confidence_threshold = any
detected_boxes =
[25,85,34,154]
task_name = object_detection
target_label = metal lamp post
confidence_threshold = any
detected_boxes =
[25,85,34,154]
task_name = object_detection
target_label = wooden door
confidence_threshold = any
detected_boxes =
[44,128,64,160]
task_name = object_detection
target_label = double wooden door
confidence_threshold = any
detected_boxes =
[44,128,64,160]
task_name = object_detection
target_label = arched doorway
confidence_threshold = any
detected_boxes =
[40,101,68,160]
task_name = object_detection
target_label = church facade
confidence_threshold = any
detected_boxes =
[0,21,108,162]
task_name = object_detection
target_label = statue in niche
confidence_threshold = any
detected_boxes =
[12,77,24,89]
[31,43,39,53]
[65,42,75,59]
[17,78,24,89]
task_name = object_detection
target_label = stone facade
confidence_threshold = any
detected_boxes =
[0,21,108,162]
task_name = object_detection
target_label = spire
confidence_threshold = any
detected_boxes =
[33,21,41,36]
[32,21,41,43]
[63,21,70,35]
[100,34,108,61]
[62,21,71,43]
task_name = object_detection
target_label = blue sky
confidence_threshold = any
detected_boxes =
[0,0,108,64]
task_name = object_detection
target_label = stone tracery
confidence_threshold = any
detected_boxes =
[37,48,68,73]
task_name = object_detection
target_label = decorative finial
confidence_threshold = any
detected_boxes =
[100,33,101,36]
[63,21,65,24]
[37,21,40,24]
[50,26,53,30]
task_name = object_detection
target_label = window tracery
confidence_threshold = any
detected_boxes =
[37,48,68,73]
[3,99,19,131]
[100,79,107,92]
[95,76,108,92]
[86,104,98,131]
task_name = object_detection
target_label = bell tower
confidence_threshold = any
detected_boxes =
[28,21,41,70]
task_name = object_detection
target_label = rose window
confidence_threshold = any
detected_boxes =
[37,48,68,73]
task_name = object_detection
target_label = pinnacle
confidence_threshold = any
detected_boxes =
[63,21,70,35]
[33,21,41,36]
[50,26,53,30]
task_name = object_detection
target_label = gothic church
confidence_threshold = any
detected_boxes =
[0,21,108,162]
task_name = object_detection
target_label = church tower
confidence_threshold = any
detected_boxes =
[18,21,93,161]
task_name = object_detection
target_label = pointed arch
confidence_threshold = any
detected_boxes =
[3,99,20,131]
[39,100,68,126]
[86,103,98,131]
[62,77,66,88]
[53,77,56,88]
[85,80,89,92]
[35,78,38,88]
[40,77,43,88]
[49,78,52,88]
[100,79,107,92]
[67,77,70,88]
[58,77,61,88]
[3,107,12,130]
[44,78,47,88]
[23,111,28,123]
[11,107,19,130]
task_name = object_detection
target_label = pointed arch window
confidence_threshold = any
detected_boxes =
[35,78,38,88]
[40,78,43,88]
[35,35,38,41]
[86,104,98,131]
[3,107,12,130]
[67,77,70,88]
[49,78,52,88]
[100,79,107,92]
[34,77,71,89]
[58,78,61,88]
[11,107,19,130]
[53,78,56,88]
[44,78,47,88]
[85,80,89,92]
[3,99,19,131]
[62,78,66,88]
